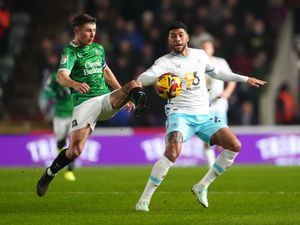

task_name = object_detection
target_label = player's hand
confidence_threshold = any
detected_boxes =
[124,101,134,112]
[247,77,267,87]
[73,82,90,93]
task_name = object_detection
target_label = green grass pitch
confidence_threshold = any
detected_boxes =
[1,165,300,225]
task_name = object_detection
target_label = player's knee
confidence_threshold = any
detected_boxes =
[166,131,183,144]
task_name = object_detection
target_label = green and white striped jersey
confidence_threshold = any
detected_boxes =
[58,42,110,106]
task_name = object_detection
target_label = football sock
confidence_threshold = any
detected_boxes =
[67,161,75,171]
[198,149,239,189]
[129,87,145,105]
[203,147,216,168]
[138,156,174,203]
[48,149,72,175]
[57,139,66,150]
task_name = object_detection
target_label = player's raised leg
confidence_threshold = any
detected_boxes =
[192,127,241,208]
[109,80,148,117]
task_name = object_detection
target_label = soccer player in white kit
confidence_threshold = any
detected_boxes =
[135,21,266,211]
[200,38,236,167]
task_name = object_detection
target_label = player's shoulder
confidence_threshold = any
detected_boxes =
[154,54,170,66]
[62,42,77,54]
[91,42,105,51]
[189,47,206,56]
[189,48,209,62]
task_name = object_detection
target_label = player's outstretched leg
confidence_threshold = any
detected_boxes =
[135,200,150,212]
[192,184,209,208]
[129,87,148,117]
[36,149,71,196]
[36,168,55,196]
[192,149,239,208]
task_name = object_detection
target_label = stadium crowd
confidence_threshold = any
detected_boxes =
[3,0,298,127]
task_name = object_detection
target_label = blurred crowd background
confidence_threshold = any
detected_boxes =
[0,0,300,130]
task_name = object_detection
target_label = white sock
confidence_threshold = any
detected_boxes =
[47,167,55,176]
[198,149,239,189]
[138,156,174,203]
[203,147,216,168]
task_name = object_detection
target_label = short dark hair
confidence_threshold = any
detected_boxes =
[168,21,188,33]
[72,13,96,28]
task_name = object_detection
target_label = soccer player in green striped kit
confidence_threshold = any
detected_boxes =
[36,13,148,196]
[43,71,76,181]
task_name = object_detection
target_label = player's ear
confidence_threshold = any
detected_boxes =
[74,26,79,34]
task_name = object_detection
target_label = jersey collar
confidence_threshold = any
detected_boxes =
[171,48,191,59]
[70,41,78,47]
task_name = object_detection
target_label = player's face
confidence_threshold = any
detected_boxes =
[168,29,189,55]
[75,23,96,46]
[201,41,214,57]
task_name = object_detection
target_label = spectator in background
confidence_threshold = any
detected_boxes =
[0,0,10,55]
[114,20,143,52]
[237,100,257,125]
[275,82,296,124]
[266,0,287,34]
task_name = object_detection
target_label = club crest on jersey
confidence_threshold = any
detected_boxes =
[94,49,100,55]
[60,55,68,64]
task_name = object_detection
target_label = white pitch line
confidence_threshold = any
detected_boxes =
[1,191,300,195]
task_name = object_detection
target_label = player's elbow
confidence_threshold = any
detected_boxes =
[56,73,63,85]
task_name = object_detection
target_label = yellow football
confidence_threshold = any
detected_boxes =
[155,73,181,99]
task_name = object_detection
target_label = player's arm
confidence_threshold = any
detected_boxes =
[137,70,157,86]
[137,58,167,86]
[103,66,122,90]
[205,64,267,87]
[56,69,90,93]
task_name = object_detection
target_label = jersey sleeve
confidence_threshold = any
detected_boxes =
[137,58,167,86]
[58,47,76,72]
[205,63,248,82]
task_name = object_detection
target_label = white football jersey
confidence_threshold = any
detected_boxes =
[138,48,212,115]
[206,56,232,113]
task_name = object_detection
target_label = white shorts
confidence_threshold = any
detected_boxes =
[53,117,72,141]
[70,93,118,133]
